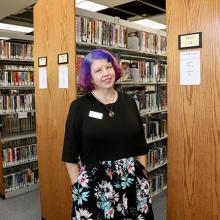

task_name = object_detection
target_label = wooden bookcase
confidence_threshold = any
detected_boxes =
[34,0,76,219]
[167,0,220,219]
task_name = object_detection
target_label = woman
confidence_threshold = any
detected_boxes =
[62,49,154,219]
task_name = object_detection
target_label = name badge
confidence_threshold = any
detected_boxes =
[89,111,103,119]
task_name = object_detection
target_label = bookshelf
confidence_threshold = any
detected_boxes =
[0,40,39,199]
[75,8,168,198]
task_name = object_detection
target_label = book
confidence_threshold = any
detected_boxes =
[127,31,157,53]
[120,61,132,81]
[76,16,127,48]
[0,41,33,60]
[1,111,36,136]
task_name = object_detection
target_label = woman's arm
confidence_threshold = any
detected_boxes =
[137,154,147,169]
[65,162,80,185]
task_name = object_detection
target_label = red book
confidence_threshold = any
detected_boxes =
[15,71,19,85]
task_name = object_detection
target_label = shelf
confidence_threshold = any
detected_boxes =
[0,59,33,64]
[4,183,39,199]
[148,160,167,172]
[140,109,167,116]
[0,85,34,90]
[0,69,34,72]
[151,184,167,198]
[76,42,167,59]
[76,8,166,37]
[115,81,167,86]
[1,132,36,143]
[0,110,35,115]
[146,135,168,144]
[3,158,38,169]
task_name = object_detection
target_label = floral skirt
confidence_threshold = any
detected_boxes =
[72,157,154,220]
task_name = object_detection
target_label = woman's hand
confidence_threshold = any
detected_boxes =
[65,162,80,185]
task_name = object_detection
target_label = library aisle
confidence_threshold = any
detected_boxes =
[0,190,166,220]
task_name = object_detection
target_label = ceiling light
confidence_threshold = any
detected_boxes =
[0,37,10,40]
[76,0,86,3]
[0,23,33,33]
[76,1,108,12]
[133,19,166,30]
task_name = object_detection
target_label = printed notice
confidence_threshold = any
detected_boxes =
[39,67,47,89]
[180,50,200,85]
[18,111,28,119]
[59,65,68,88]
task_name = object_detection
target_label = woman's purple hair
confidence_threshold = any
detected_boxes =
[78,49,121,92]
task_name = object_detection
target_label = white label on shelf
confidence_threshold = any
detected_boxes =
[18,111,28,119]
[39,67,47,89]
[58,65,68,88]
[180,50,200,85]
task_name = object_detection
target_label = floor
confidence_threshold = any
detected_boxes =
[0,189,166,220]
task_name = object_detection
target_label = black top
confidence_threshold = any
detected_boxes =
[62,92,148,165]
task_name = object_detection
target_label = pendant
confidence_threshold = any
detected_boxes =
[109,111,114,117]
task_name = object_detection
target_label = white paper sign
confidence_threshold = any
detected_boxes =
[18,111,28,119]
[39,67,47,89]
[59,65,68,88]
[180,50,200,85]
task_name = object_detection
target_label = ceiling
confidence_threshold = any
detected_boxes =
[0,0,166,41]
[0,0,36,40]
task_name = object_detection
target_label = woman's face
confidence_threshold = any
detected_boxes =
[90,59,116,90]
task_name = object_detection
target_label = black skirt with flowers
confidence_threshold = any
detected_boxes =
[71,157,154,220]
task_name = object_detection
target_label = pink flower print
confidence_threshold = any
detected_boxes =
[106,208,115,218]
[141,204,149,214]
[127,162,135,175]
[79,165,86,172]
[78,171,89,188]
[106,168,113,180]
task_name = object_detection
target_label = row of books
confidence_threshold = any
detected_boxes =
[147,145,167,170]
[4,168,39,192]
[128,32,167,54]
[130,89,167,113]
[76,16,127,48]
[143,119,167,141]
[2,144,37,167]
[1,112,36,135]
[120,60,167,83]
[2,137,36,148]
[76,55,167,84]
[0,41,33,60]
[0,93,35,113]
[76,16,167,54]
[0,70,34,86]
[3,160,38,175]
[128,32,157,53]
[1,65,34,71]
[149,169,167,195]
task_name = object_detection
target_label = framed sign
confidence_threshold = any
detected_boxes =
[58,53,68,64]
[178,32,202,50]
[38,57,47,67]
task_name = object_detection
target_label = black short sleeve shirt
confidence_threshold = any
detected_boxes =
[62,92,148,165]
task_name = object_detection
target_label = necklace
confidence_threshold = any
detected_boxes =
[91,91,116,118]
